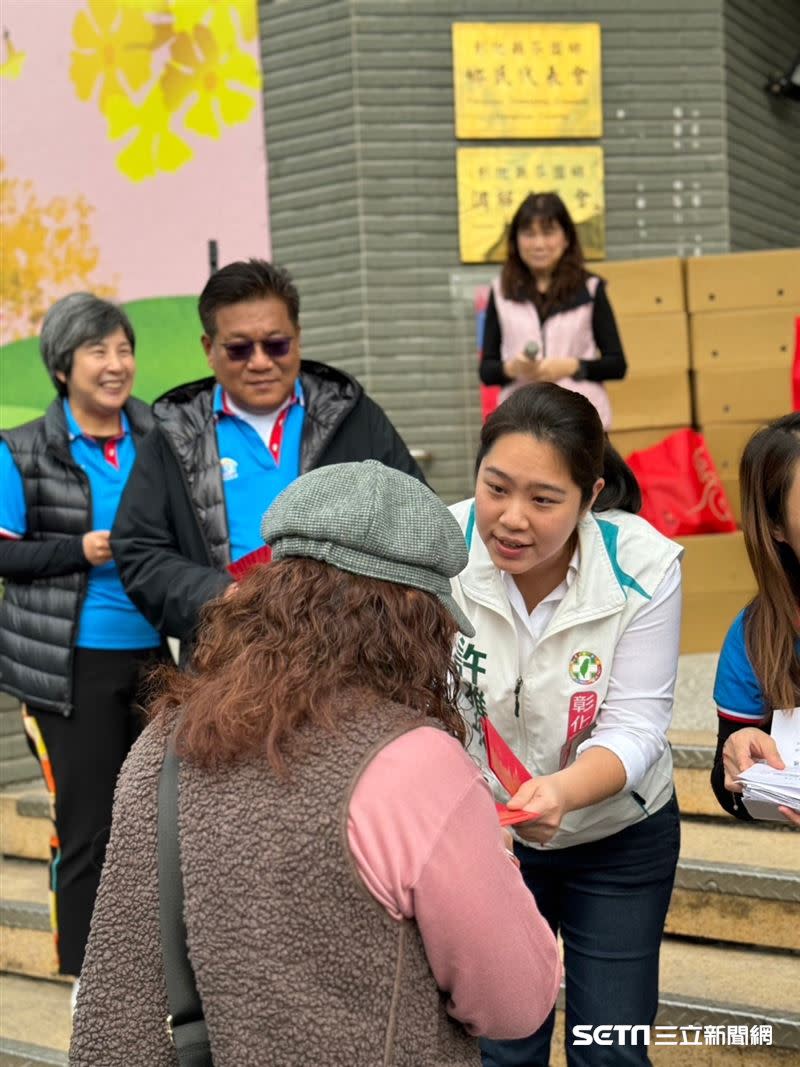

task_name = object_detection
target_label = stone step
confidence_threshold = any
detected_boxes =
[1,942,796,1065]
[0,785,50,862]
[0,733,30,763]
[0,857,58,980]
[0,974,70,1063]
[656,938,800,1054]
[0,705,23,737]
[0,755,42,789]
[0,699,39,791]
[0,1038,68,1066]
[670,728,721,817]
[668,817,800,951]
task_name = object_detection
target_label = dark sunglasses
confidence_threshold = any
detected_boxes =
[221,337,293,362]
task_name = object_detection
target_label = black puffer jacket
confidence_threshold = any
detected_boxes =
[111,361,424,643]
[0,397,154,714]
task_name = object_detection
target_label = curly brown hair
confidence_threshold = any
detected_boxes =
[500,192,588,317]
[148,558,467,773]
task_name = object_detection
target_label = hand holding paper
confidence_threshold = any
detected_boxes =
[723,727,784,791]
[734,710,800,824]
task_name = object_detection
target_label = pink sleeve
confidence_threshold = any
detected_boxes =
[348,727,561,1039]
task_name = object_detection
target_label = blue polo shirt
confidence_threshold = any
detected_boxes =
[0,400,160,650]
[713,609,788,723]
[213,382,305,561]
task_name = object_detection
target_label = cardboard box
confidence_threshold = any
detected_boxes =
[594,257,685,315]
[617,312,690,371]
[685,249,800,313]
[702,422,765,525]
[693,366,791,424]
[607,371,691,431]
[675,531,756,654]
[690,307,796,370]
[609,426,688,459]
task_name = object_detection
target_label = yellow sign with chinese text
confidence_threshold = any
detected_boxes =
[456,146,605,263]
[452,23,602,139]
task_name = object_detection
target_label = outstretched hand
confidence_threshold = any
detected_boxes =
[506,775,569,845]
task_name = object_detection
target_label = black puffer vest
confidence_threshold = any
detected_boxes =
[153,385,231,569]
[0,397,154,715]
[150,363,364,571]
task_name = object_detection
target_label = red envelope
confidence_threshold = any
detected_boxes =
[227,545,272,581]
[496,803,539,827]
[483,719,539,825]
[483,717,532,795]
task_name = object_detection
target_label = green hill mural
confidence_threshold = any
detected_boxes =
[0,295,210,428]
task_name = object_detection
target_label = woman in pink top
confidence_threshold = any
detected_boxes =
[71,461,560,1066]
[480,192,627,429]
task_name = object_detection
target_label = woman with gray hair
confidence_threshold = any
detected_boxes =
[0,292,163,994]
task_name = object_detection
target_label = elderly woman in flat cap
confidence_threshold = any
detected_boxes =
[70,461,561,1067]
[0,293,162,1001]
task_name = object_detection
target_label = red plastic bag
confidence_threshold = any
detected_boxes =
[625,429,737,537]
[792,316,800,411]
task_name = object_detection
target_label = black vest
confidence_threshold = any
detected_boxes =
[0,397,153,715]
[153,386,231,570]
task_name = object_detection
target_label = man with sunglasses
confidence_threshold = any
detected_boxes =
[111,259,424,648]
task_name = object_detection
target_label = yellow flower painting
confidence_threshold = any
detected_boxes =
[0,30,27,80]
[105,85,193,181]
[70,0,157,107]
[0,159,117,342]
[162,23,260,138]
[68,0,261,181]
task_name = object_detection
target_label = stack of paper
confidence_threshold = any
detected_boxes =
[738,764,800,822]
[737,708,800,823]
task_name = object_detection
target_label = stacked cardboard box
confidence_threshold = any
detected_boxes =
[686,248,800,522]
[598,257,692,435]
[675,531,757,655]
[595,258,696,650]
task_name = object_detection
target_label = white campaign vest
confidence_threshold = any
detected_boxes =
[449,500,683,850]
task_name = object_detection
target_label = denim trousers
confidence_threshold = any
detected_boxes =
[481,792,680,1067]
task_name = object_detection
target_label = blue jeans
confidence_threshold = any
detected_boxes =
[481,792,680,1067]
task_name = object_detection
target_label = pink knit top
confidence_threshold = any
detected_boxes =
[348,726,562,1039]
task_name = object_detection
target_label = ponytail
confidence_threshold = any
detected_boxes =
[595,439,641,514]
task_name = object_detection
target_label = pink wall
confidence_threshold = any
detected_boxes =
[1,0,270,335]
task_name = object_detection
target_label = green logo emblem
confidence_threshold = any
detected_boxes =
[568,651,602,685]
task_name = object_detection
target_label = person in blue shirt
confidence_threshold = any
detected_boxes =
[111,259,425,649]
[711,413,800,826]
[0,293,164,983]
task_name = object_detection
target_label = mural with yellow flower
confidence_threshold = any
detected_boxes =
[0,29,27,80]
[1,0,269,420]
[70,0,261,182]
[0,159,118,343]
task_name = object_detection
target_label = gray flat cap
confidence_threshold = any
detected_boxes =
[260,460,475,637]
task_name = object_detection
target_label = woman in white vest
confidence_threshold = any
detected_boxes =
[479,192,627,429]
[450,383,683,1067]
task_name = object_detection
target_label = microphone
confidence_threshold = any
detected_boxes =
[524,341,540,361]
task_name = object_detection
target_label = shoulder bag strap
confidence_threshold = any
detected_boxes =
[158,729,214,1066]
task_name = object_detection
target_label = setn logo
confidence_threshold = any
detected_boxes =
[573,1025,651,1046]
